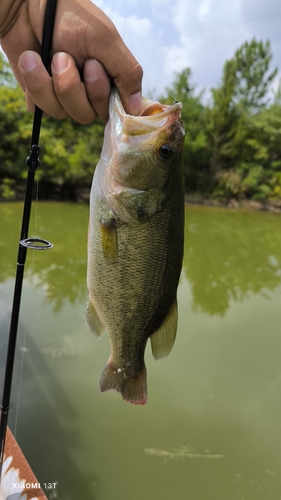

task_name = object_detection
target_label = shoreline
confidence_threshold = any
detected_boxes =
[1,182,281,214]
[184,194,281,214]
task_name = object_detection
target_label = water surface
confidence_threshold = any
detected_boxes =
[0,202,281,500]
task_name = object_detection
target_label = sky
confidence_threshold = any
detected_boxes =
[94,0,281,100]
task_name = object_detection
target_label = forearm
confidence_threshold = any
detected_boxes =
[0,0,25,37]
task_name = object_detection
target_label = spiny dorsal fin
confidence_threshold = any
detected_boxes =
[150,300,178,360]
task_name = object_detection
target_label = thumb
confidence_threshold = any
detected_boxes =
[121,89,143,116]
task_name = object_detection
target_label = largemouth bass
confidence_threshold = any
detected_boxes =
[86,88,185,404]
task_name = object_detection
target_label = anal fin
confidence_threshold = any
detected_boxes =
[85,298,105,337]
[150,299,178,360]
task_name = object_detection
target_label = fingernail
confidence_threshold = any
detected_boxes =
[84,59,100,82]
[19,51,40,72]
[52,52,69,74]
[129,91,142,115]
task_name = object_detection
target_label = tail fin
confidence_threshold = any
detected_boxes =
[99,356,147,405]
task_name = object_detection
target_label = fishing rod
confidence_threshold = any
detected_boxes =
[0,0,57,479]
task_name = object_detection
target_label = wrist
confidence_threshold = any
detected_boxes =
[0,0,25,38]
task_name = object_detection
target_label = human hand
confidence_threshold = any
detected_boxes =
[0,0,143,123]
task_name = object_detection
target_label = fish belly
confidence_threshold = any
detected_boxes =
[87,184,184,403]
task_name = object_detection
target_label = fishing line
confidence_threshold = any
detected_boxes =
[6,260,35,498]
[13,192,39,441]
[13,296,30,441]
[0,0,57,480]
[122,0,129,41]
[5,155,41,495]
[34,177,40,237]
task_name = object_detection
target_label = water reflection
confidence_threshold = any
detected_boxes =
[183,206,281,315]
[0,279,99,499]
[1,203,281,318]
[0,203,88,313]
[1,203,281,500]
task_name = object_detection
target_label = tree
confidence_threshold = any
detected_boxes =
[1,41,281,202]
[0,52,17,87]
[238,103,281,199]
[204,38,278,198]
[232,38,277,112]
[205,59,240,176]
[160,68,208,192]
[0,54,104,195]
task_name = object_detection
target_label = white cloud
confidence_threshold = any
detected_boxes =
[198,0,211,23]
[125,16,151,36]
[164,46,190,79]
[91,0,281,98]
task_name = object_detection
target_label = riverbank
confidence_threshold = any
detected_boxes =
[1,180,281,213]
[185,194,281,214]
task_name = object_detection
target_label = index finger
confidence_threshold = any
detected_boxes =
[43,0,144,114]
[110,40,143,116]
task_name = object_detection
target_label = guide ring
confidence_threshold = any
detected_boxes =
[20,238,53,250]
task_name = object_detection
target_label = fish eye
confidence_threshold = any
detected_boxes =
[157,143,175,160]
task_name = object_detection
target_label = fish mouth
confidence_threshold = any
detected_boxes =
[139,98,182,119]
[94,88,185,222]
[111,89,183,138]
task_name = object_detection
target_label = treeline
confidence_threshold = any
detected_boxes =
[163,38,281,201]
[1,38,281,201]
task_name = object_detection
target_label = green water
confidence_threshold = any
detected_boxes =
[0,202,281,500]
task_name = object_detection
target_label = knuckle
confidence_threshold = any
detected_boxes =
[24,78,44,97]
[72,110,97,125]
[79,116,96,125]
[85,81,110,103]
[115,60,143,93]
[129,62,144,86]
[78,108,97,124]
[54,110,69,120]
[53,75,73,96]
[25,94,36,115]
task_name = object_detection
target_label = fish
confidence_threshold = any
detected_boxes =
[86,88,185,404]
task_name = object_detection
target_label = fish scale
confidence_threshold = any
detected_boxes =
[86,88,185,404]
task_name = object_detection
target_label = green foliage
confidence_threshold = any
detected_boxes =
[37,118,104,184]
[232,38,277,111]
[214,170,244,199]
[0,52,17,87]
[0,177,15,198]
[0,39,281,202]
[161,68,209,192]
[0,49,104,191]
[0,81,33,178]
[205,59,240,175]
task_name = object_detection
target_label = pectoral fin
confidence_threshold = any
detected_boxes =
[100,218,118,263]
[113,188,165,223]
[150,300,178,360]
[86,299,105,337]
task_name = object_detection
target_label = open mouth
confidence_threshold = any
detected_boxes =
[141,100,182,117]
[141,99,180,117]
